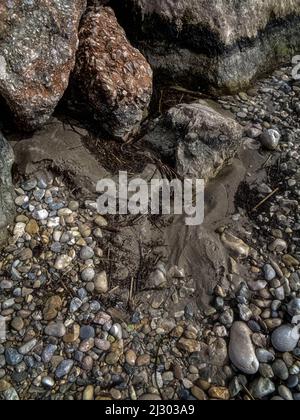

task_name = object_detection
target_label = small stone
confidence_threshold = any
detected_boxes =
[221,232,249,258]
[272,359,289,380]
[278,385,293,401]
[25,220,39,235]
[287,298,300,317]
[271,324,300,352]
[110,323,123,340]
[81,267,95,282]
[55,360,74,379]
[94,215,108,227]
[42,345,57,363]
[80,326,95,340]
[94,271,108,293]
[177,338,200,353]
[43,295,63,321]
[94,339,111,352]
[263,264,276,281]
[63,324,80,344]
[18,339,37,355]
[251,378,275,399]
[70,298,82,313]
[42,376,55,389]
[125,350,137,366]
[136,354,151,367]
[83,385,94,400]
[191,386,207,400]
[256,349,275,363]
[32,209,49,221]
[5,348,23,366]
[80,246,94,260]
[208,387,230,400]
[229,322,259,374]
[45,322,66,338]
[54,255,72,271]
[11,317,24,332]
[260,129,281,150]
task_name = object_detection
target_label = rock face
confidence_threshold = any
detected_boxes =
[143,101,242,182]
[74,6,153,140]
[0,133,15,247]
[229,322,259,375]
[0,0,87,130]
[113,0,300,92]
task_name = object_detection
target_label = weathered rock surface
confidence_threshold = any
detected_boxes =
[113,0,300,92]
[74,6,153,140]
[0,0,86,130]
[0,133,15,247]
[143,101,242,182]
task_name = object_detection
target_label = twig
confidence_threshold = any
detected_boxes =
[241,384,255,401]
[252,187,279,212]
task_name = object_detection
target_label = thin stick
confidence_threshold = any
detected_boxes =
[241,384,255,401]
[252,187,279,212]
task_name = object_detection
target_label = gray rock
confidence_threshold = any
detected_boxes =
[263,264,276,281]
[42,345,57,364]
[278,385,293,401]
[55,360,74,379]
[80,326,95,340]
[115,0,300,93]
[260,129,281,150]
[42,376,55,389]
[287,298,300,317]
[110,324,123,340]
[3,387,19,401]
[5,348,23,366]
[256,349,275,364]
[18,339,37,356]
[80,246,95,261]
[0,133,15,247]
[45,322,66,338]
[229,322,259,375]
[144,101,242,182]
[271,325,300,353]
[251,378,275,399]
[272,360,289,380]
[0,0,86,130]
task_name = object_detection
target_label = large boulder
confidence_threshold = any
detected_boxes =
[113,0,300,92]
[0,0,87,130]
[0,133,15,247]
[73,6,153,140]
[143,101,242,182]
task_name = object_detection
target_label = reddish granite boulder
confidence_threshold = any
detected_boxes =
[74,6,153,140]
[0,0,87,130]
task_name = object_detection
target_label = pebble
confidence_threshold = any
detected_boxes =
[278,385,293,401]
[256,349,275,363]
[251,378,275,399]
[80,326,95,340]
[54,255,72,271]
[229,322,259,374]
[94,271,108,293]
[45,322,66,338]
[42,376,55,389]
[263,264,276,281]
[272,359,289,380]
[260,129,281,150]
[81,268,95,282]
[80,246,94,260]
[287,298,300,317]
[55,360,74,379]
[83,385,94,400]
[271,324,300,352]
[5,348,23,366]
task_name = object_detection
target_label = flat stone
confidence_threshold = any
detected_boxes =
[45,322,66,338]
[229,322,259,375]
[55,360,74,379]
